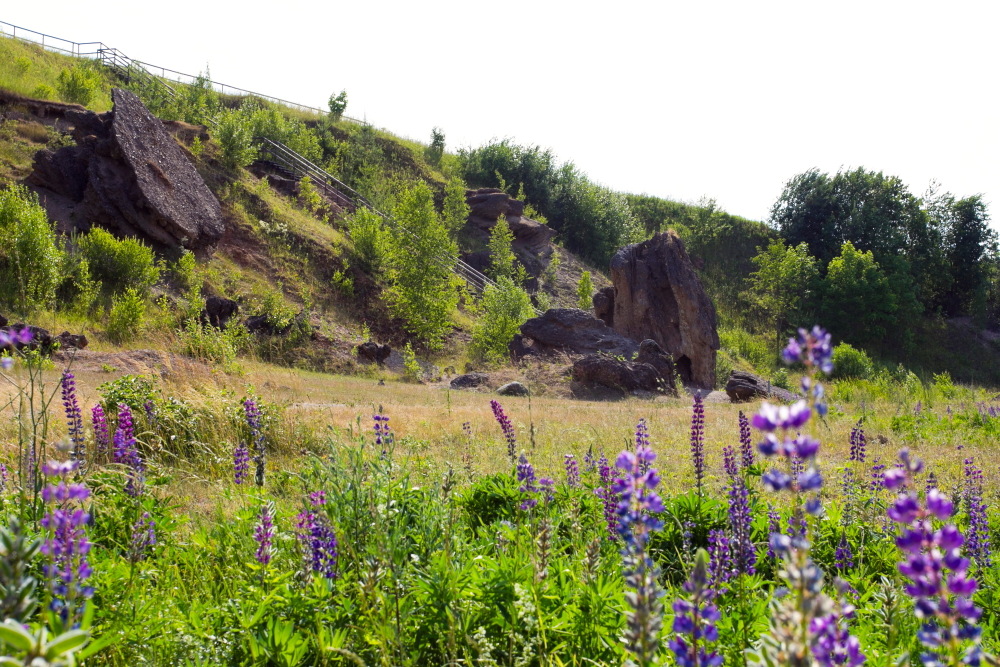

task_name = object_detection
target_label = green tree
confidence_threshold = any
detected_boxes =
[426,127,445,166]
[821,242,895,349]
[347,208,391,273]
[945,195,996,316]
[488,216,525,284]
[577,271,594,310]
[385,182,459,348]
[328,90,348,120]
[443,178,470,233]
[470,277,534,364]
[747,241,819,349]
[0,185,64,315]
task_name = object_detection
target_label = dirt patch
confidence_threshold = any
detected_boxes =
[54,349,213,379]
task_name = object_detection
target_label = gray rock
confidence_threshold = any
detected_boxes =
[356,341,391,364]
[592,286,615,327]
[451,372,490,389]
[56,331,88,350]
[201,296,239,329]
[511,308,639,359]
[635,339,678,396]
[497,381,530,397]
[570,354,669,400]
[725,370,797,402]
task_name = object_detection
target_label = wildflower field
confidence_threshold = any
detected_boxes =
[1,327,1000,667]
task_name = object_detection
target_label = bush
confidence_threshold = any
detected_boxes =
[215,106,257,170]
[0,185,64,315]
[401,343,421,382]
[178,318,250,371]
[328,90,348,119]
[98,374,157,414]
[56,66,102,106]
[346,208,391,273]
[77,228,160,298]
[577,271,593,310]
[172,250,197,291]
[443,178,469,233]
[470,277,534,364]
[425,127,445,166]
[831,342,874,379]
[488,216,523,283]
[107,288,146,343]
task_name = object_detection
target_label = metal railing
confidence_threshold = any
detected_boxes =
[1,19,528,305]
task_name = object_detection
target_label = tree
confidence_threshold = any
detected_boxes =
[821,242,895,349]
[328,90,348,120]
[945,195,996,316]
[577,271,594,310]
[747,241,819,349]
[425,127,445,166]
[470,277,534,364]
[0,185,63,315]
[443,178,470,234]
[488,216,525,284]
[385,182,459,348]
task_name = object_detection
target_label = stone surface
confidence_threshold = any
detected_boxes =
[28,89,224,250]
[593,286,615,328]
[56,331,88,350]
[725,370,797,403]
[356,341,391,364]
[609,230,720,390]
[570,354,666,399]
[201,296,239,329]
[450,372,490,389]
[635,339,678,396]
[0,324,52,352]
[244,315,293,336]
[497,381,530,397]
[511,308,640,359]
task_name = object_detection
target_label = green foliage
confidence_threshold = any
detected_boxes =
[171,250,197,291]
[258,287,297,331]
[719,326,774,373]
[487,216,523,283]
[443,178,470,233]
[401,342,421,382]
[107,287,146,343]
[425,127,445,166]
[56,65,102,106]
[933,371,957,398]
[98,374,157,413]
[77,228,160,299]
[747,241,819,346]
[576,271,594,310]
[831,343,874,379]
[822,242,895,350]
[470,277,534,364]
[0,185,64,315]
[298,176,322,213]
[215,106,257,170]
[543,248,561,288]
[385,182,460,348]
[327,89,348,119]
[346,207,391,273]
[178,318,250,372]
[189,135,204,158]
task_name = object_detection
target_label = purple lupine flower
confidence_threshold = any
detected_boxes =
[596,453,617,539]
[114,404,134,462]
[373,413,393,458]
[636,418,652,472]
[835,532,854,570]
[0,326,32,348]
[0,356,12,371]
[613,448,667,665]
[584,449,596,473]
[129,512,156,563]
[144,400,157,429]
[766,505,781,559]
[887,449,985,665]
[848,420,866,463]
[114,405,144,497]
[752,401,812,432]
[669,549,723,667]
[490,400,516,463]
[60,372,85,462]
[926,473,938,494]
[234,443,250,485]
[244,398,265,486]
[690,394,705,495]
[707,529,732,591]
[963,458,992,568]
[722,446,738,480]
[810,609,865,667]
[39,459,92,625]
[516,453,538,510]
[0,463,7,493]
[255,502,275,567]
[564,454,580,488]
[91,404,110,460]
[787,508,807,540]
[870,458,886,491]
[729,478,756,575]
[782,326,833,375]
[914,401,922,416]
[539,477,555,504]
[296,511,337,580]
[738,410,753,469]
[309,490,327,507]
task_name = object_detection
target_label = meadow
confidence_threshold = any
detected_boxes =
[1,327,999,667]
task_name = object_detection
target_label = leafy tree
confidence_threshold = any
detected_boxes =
[944,195,996,316]
[0,185,64,315]
[487,216,525,284]
[385,182,459,348]
[821,242,895,349]
[426,127,445,166]
[747,241,819,349]
[470,277,534,364]
[347,208,391,273]
[577,271,594,310]
[443,178,470,233]
[328,90,348,120]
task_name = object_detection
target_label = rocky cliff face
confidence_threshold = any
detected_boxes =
[608,230,719,390]
[28,89,224,250]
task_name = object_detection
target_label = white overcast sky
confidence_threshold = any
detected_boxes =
[5,1,998,227]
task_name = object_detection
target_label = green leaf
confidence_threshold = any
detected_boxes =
[44,629,89,659]
[0,620,35,651]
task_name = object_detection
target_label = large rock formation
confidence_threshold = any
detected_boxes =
[510,308,639,359]
[570,338,678,400]
[609,230,719,390]
[28,89,224,250]
[725,370,797,403]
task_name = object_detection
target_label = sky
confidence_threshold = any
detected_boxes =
[5,1,998,226]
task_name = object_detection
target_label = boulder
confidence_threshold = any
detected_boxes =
[511,308,640,359]
[201,296,239,329]
[0,314,7,327]
[244,315,292,336]
[609,230,720,390]
[450,372,490,389]
[592,286,615,327]
[0,324,52,352]
[635,339,678,396]
[28,89,224,250]
[56,331,88,350]
[725,370,797,403]
[570,354,666,399]
[356,341,391,364]
[497,381,530,397]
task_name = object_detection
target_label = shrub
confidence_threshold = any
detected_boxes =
[215,106,257,169]
[401,343,421,382]
[443,178,469,233]
[0,185,64,315]
[933,371,958,398]
[98,374,157,414]
[172,250,197,291]
[347,208,391,273]
[56,66,102,106]
[178,318,249,371]
[719,327,774,373]
[576,271,593,310]
[298,176,322,213]
[328,90,348,119]
[77,228,160,298]
[831,342,874,379]
[107,288,146,343]
[488,216,522,283]
[470,277,534,364]
[425,127,445,166]
[30,84,56,100]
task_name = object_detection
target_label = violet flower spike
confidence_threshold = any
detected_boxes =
[296,511,337,580]
[129,512,156,563]
[255,501,275,567]
[729,477,756,575]
[234,442,250,485]
[595,453,617,539]
[244,398,266,486]
[61,372,85,462]
[490,400,516,463]
[738,410,753,469]
[690,395,705,496]
[91,404,110,460]
[669,549,722,667]
[564,454,580,488]
[39,459,92,625]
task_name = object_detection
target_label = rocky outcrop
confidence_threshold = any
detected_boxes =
[201,296,239,329]
[56,332,88,350]
[609,230,719,390]
[725,370,797,403]
[570,355,666,399]
[510,308,640,359]
[28,89,224,250]
[592,286,615,328]
[356,342,391,364]
[450,372,490,389]
[635,340,677,396]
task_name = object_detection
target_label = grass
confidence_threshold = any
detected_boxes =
[0,36,114,110]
